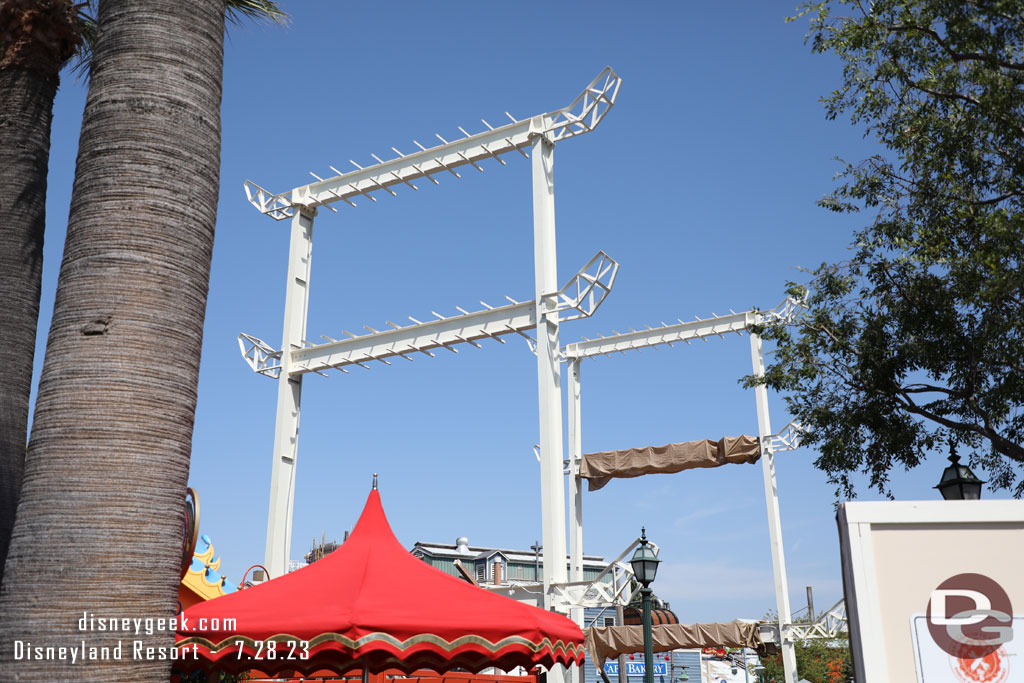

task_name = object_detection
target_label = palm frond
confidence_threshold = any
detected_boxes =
[68,5,95,80]
[226,0,289,28]
[68,0,287,80]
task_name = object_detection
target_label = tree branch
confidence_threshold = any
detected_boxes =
[889,23,1024,72]
[902,383,965,397]
[895,387,1024,462]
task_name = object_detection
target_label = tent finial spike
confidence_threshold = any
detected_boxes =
[372,473,378,490]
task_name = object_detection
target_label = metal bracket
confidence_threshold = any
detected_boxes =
[551,251,618,321]
[239,333,282,378]
[760,294,806,326]
[769,420,803,452]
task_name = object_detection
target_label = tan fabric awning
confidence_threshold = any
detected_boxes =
[579,435,761,491]
[585,621,767,664]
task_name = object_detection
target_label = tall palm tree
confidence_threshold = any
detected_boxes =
[0,0,278,678]
[0,0,284,584]
[0,0,84,586]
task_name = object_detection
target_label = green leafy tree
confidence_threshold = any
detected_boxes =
[748,0,1024,497]
[759,639,850,683]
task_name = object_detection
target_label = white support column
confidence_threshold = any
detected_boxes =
[532,127,568,607]
[530,125,570,683]
[566,357,584,683]
[568,357,584,594]
[265,207,315,579]
[749,317,797,683]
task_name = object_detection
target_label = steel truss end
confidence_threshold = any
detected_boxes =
[553,251,619,321]
[238,333,282,378]
[761,293,808,327]
[244,180,294,221]
[768,420,803,452]
[546,67,622,142]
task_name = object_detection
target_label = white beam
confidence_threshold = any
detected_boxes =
[290,301,535,375]
[244,68,621,220]
[564,310,751,360]
[239,251,618,378]
[562,296,803,360]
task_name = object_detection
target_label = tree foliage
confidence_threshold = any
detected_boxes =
[748,0,1024,497]
[759,639,852,683]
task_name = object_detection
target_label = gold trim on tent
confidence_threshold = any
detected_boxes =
[177,631,586,657]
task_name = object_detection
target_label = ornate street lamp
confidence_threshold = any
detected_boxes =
[630,528,661,683]
[935,443,985,500]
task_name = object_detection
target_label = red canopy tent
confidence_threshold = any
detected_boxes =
[175,486,585,677]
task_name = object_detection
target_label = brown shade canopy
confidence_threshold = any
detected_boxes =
[585,621,769,665]
[580,435,761,491]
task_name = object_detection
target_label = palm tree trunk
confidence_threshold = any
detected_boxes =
[0,64,55,586]
[0,0,226,679]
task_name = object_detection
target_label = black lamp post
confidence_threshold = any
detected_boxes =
[630,528,661,683]
[935,443,985,500]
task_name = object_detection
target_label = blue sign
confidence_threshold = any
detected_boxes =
[603,661,668,677]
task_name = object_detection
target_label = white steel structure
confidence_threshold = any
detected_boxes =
[560,297,804,683]
[788,598,848,640]
[239,68,623,632]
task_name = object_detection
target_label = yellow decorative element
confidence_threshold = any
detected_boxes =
[192,539,220,572]
[180,537,231,602]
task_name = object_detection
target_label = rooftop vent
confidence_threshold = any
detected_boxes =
[455,536,471,554]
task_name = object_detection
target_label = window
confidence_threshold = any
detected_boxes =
[604,617,615,627]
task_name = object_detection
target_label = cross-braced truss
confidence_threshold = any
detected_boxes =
[788,599,848,640]
[243,67,622,220]
[239,252,618,379]
[547,535,658,611]
[770,420,802,452]
[554,251,618,321]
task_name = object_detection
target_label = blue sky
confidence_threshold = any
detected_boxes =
[38,1,962,623]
